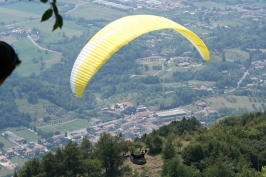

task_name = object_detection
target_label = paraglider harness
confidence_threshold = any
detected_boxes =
[123,149,147,165]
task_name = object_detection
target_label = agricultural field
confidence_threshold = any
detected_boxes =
[0,136,16,149]
[6,127,40,142]
[12,37,61,76]
[10,156,28,168]
[183,96,265,113]
[187,80,216,87]
[212,19,245,27]
[16,20,86,39]
[67,3,129,21]
[187,26,211,34]
[1,1,48,15]
[15,98,54,120]
[193,1,226,8]
[0,167,12,177]
[224,49,249,62]
[0,7,40,24]
[39,119,92,133]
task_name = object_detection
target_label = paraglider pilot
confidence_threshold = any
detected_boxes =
[123,149,148,165]
[0,41,21,86]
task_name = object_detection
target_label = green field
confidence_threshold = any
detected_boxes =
[0,7,40,24]
[193,1,226,8]
[187,27,211,34]
[0,167,12,177]
[213,19,245,26]
[0,156,29,176]
[68,3,129,21]
[6,127,40,142]
[15,98,52,120]
[0,10,29,24]
[254,2,266,7]
[0,1,87,37]
[184,96,264,113]
[188,80,216,87]
[224,49,249,62]
[16,20,86,39]
[10,156,29,167]
[11,37,61,76]
[39,119,92,133]
[1,1,48,15]
[138,59,164,76]
[0,136,16,149]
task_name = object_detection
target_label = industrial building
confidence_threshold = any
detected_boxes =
[155,109,186,119]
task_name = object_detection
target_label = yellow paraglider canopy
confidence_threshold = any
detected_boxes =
[70,15,210,98]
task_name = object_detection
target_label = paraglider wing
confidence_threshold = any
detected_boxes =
[70,15,210,98]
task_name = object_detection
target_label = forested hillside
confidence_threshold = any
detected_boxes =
[16,112,266,177]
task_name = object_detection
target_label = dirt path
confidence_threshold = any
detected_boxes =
[153,60,166,76]
[65,2,90,14]
[27,35,59,53]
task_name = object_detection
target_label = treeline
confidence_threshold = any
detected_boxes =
[16,133,130,177]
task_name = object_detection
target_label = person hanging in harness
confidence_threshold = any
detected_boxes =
[123,149,148,165]
[0,41,21,86]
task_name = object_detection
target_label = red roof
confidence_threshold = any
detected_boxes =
[123,102,134,107]
[197,102,206,106]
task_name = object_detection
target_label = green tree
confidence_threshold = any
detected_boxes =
[203,162,234,177]
[0,142,4,150]
[222,52,226,62]
[94,133,126,177]
[162,135,176,160]
[83,158,102,177]
[262,166,266,177]
[18,158,42,177]
[13,171,19,177]
[236,167,264,177]
[145,134,163,154]
[181,143,205,166]
[162,156,194,177]
[62,142,85,176]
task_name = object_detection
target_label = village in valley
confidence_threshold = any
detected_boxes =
[1,92,226,172]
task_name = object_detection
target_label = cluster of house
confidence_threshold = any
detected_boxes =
[181,3,266,34]
[132,0,188,12]
[92,0,189,12]
[195,101,217,115]
[4,143,46,158]
[85,102,196,142]
[93,0,133,11]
